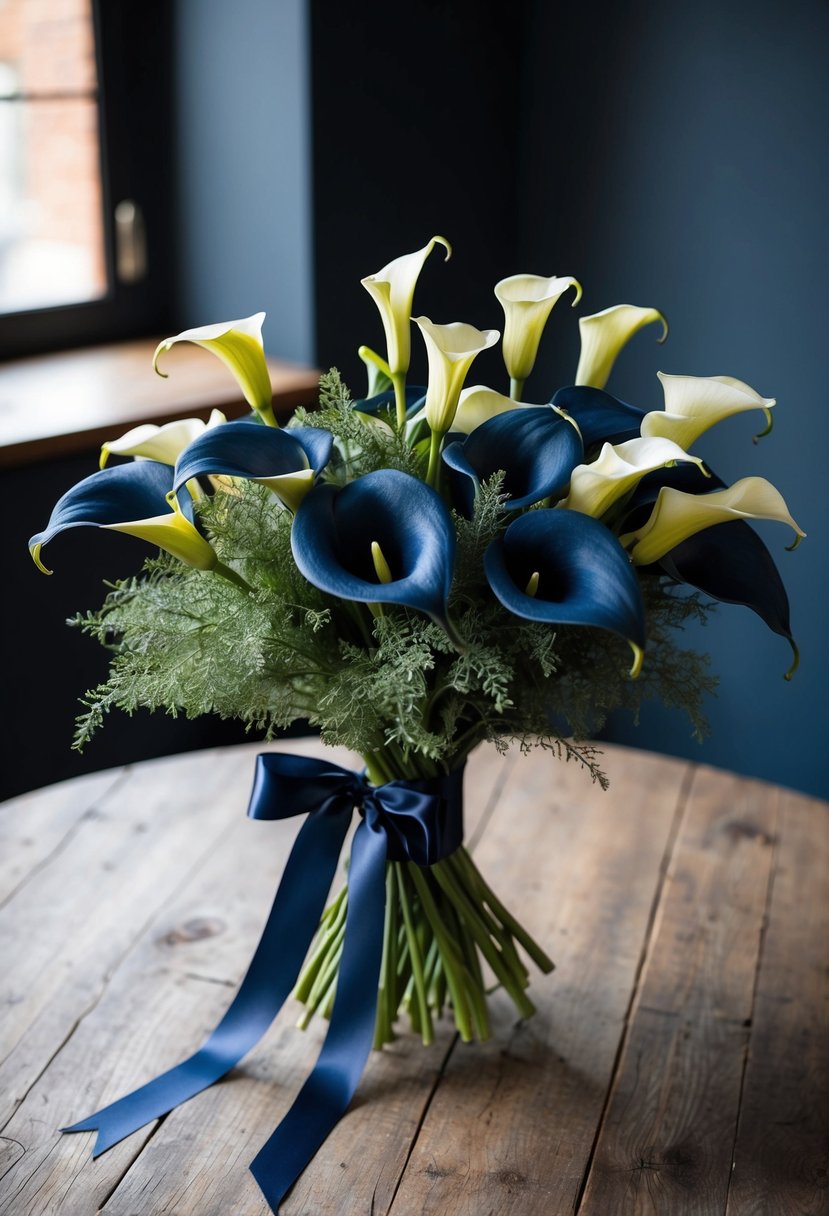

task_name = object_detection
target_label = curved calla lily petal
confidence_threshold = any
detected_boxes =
[451,385,528,433]
[622,476,806,566]
[442,406,583,517]
[291,469,456,630]
[361,236,451,376]
[494,273,582,385]
[173,420,333,513]
[484,509,646,673]
[414,317,500,434]
[563,437,707,519]
[620,461,726,532]
[641,372,776,448]
[29,462,216,573]
[99,410,227,469]
[153,313,276,426]
[550,385,645,447]
[575,305,668,390]
[659,520,798,676]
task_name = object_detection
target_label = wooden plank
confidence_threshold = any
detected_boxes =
[0,339,320,468]
[0,766,125,905]
[98,745,515,1216]
[726,788,829,1216]
[0,739,356,1216]
[389,744,691,1216]
[0,744,263,1130]
[577,766,781,1216]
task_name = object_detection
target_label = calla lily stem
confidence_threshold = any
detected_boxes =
[391,372,409,431]
[426,428,445,490]
[212,561,254,593]
[509,376,525,401]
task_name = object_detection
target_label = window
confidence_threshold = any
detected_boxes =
[0,0,173,360]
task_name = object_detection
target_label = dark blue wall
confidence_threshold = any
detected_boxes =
[517,0,828,798]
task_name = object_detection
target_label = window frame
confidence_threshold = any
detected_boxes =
[0,0,174,361]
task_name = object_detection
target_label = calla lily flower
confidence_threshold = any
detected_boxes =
[641,373,776,448]
[660,520,799,677]
[414,317,500,435]
[622,476,806,566]
[495,273,582,393]
[450,386,527,434]
[484,509,646,675]
[563,437,707,519]
[99,410,227,469]
[291,468,456,633]
[29,462,216,574]
[361,236,451,377]
[575,305,668,390]
[173,420,333,513]
[550,385,645,447]
[153,313,277,427]
[442,406,583,517]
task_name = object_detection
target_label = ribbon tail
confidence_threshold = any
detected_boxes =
[63,805,352,1155]
[250,819,388,1213]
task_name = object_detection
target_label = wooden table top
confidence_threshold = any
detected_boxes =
[1,739,826,1215]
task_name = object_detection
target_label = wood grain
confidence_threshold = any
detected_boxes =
[388,748,690,1215]
[100,745,515,1216]
[0,767,124,905]
[577,766,781,1216]
[726,788,829,1216]
[1,742,826,1215]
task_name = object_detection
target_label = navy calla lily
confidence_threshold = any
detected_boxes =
[442,406,584,518]
[173,420,333,512]
[659,520,796,666]
[485,509,646,673]
[291,469,456,633]
[620,463,797,672]
[551,385,645,447]
[29,461,216,572]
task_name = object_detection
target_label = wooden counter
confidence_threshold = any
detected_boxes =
[0,339,320,467]
[0,739,826,1214]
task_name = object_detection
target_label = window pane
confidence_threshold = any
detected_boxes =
[0,96,106,311]
[0,0,106,315]
[0,0,97,97]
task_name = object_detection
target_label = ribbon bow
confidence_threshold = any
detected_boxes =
[63,753,465,1213]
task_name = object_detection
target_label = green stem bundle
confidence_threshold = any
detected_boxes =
[293,845,554,1046]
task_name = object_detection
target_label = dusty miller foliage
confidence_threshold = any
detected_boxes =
[71,371,717,785]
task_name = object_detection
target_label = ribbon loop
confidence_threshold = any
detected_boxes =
[62,752,465,1214]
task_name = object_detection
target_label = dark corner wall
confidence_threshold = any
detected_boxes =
[311,0,828,799]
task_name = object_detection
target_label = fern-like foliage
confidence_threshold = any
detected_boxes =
[69,380,717,785]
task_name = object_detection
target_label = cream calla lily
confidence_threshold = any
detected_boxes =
[361,236,451,377]
[99,410,227,469]
[575,304,668,390]
[563,437,707,518]
[641,373,776,449]
[495,273,582,389]
[153,313,276,426]
[414,318,501,436]
[451,385,526,433]
[621,477,806,566]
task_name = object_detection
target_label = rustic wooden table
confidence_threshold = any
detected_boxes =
[1,740,826,1215]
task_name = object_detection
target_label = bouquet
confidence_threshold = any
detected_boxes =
[29,236,803,1210]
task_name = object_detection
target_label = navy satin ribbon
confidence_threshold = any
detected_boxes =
[63,752,464,1213]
